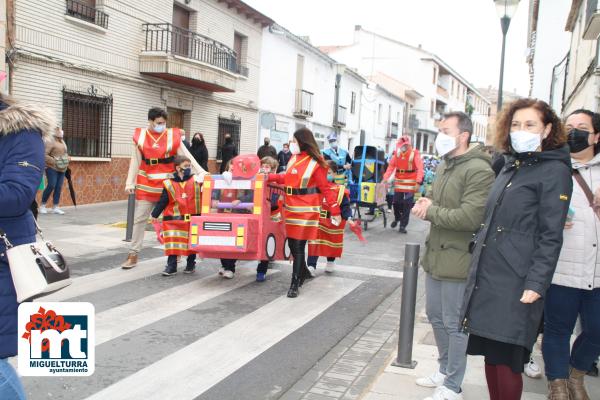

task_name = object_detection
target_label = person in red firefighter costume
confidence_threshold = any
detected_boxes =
[268,128,341,298]
[383,135,424,233]
[122,107,208,269]
[151,155,202,276]
[307,160,354,275]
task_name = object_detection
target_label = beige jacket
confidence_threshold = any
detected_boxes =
[45,138,69,172]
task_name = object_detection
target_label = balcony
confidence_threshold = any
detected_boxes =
[140,23,238,92]
[436,84,449,99]
[66,0,109,29]
[583,0,600,39]
[293,89,313,118]
[333,105,347,127]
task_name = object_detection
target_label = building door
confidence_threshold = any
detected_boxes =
[172,4,190,57]
[167,108,184,130]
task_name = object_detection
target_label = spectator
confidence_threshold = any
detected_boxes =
[542,108,600,400]
[257,137,277,159]
[411,112,494,400]
[460,99,572,400]
[40,126,69,215]
[220,133,238,174]
[190,132,209,172]
[277,142,292,173]
[0,86,55,400]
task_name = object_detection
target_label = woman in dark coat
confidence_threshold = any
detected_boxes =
[460,99,573,400]
[0,91,55,399]
[189,132,209,172]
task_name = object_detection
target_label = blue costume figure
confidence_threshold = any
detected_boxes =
[322,133,352,185]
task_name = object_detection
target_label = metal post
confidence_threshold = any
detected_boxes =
[497,16,511,112]
[124,193,136,242]
[392,243,420,369]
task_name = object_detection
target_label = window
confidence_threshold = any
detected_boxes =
[66,0,109,29]
[423,133,428,151]
[350,91,356,114]
[378,104,383,124]
[62,88,113,158]
[217,117,241,161]
[234,32,249,77]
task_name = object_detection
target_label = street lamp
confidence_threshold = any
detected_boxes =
[494,0,520,112]
[333,64,347,134]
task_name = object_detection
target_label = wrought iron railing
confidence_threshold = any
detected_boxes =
[216,117,241,161]
[66,0,109,29]
[143,23,238,74]
[294,89,313,118]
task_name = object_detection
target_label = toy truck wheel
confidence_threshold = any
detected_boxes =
[266,234,276,260]
[283,238,291,260]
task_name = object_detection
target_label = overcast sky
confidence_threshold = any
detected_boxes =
[244,0,535,97]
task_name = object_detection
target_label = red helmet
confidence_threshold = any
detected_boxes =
[230,154,261,179]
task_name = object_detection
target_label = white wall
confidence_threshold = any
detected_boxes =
[359,82,405,153]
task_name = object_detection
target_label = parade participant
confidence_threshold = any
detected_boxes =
[542,109,600,400]
[307,161,354,275]
[383,135,424,233]
[277,142,293,173]
[268,128,341,298]
[122,107,207,269]
[323,132,352,185]
[460,100,572,400]
[151,156,201,276]
[412,112,494,400]
[256,156,281,282]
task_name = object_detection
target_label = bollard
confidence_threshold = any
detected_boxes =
[124,193,136,242]
[392,243,420,369]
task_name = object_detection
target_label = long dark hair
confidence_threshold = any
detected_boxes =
[293,128,327,167]
[192,132,205,147]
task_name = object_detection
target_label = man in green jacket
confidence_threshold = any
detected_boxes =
[411,112,494,400]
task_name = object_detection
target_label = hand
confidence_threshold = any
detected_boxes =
[151,217,159,224]
[565,221,574,230]
[125,187,135,195]
[411,204,427,219]
[193,174,203,183]
[232,200,241,206]
[211,200,219,208]
[222,171,233,185]
[343,163,352,170]
[520,290,541,304]
[331,215,342,226]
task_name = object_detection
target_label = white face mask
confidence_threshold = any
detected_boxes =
[509,130,542,153]
[290,142,301,155]
[435,132,457,157]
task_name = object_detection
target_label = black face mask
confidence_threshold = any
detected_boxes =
[193,137,203,145]
[567,128,592,153]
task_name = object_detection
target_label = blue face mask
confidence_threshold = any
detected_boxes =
[180,167,192,178]
[327,175,334,182]
[153,123,166,133]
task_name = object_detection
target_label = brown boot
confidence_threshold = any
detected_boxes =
[121,253,138,269]
[547,379,570,400]
[568,367,590,400]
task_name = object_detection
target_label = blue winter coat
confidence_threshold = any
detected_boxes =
[0,96,54,359]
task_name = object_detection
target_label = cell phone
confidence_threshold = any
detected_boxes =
[566,206,575,223]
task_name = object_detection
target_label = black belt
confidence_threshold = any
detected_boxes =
[285,187,320,195]
[397,169,415,174]
[142,155,175,166]
[163,214,200,222]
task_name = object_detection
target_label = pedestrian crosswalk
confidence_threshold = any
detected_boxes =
[23,255,402,400]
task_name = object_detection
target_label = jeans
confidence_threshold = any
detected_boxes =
[221,259,236,272]
[425,273,468,393]
[257,261,269,274]
[392,192,414,227]
[0,359,26,400]
[307,256,335,267]
[167,255,196,270]
[543,284,600,380]
[41,168,65,206]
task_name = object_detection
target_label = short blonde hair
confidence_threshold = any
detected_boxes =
[260,156,278,170]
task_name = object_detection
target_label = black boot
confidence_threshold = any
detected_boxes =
[287,275,299,298]
[299,263,312,287]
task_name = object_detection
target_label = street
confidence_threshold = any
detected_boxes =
[21,202,424,400]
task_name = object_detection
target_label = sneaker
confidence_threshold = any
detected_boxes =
[416,370,446,388]
[391,220,398,228]
[184,264,196,274]
[52,207,65,215]
[524,357,542,379]
[424,385,463,400]
[222,270,234,279]
[387,209,392,213]
[256,272,266,282]
[39,205,48,214]
[161,267,177,276]
[325,262,335,273]
[218,267,225,276]
[307,266,317,277]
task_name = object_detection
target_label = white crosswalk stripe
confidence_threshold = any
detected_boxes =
[84,276,362,400]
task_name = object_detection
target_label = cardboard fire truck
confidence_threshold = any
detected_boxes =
[188,173,290,261]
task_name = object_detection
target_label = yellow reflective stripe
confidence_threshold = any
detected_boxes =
[136,184,163,193]
[194,183,201,213]
[301,159,318,188]
[138,170,173,180]
[163,230,189,237]
[395,185,417,190]
[284,205,321,213]
[286,218,319,227]
[166,129,174,156]
[336,186,345,205]
[318,225,344,235]
[287,155,297,170]
[309,239,343,248]
[395,179,417,183]
[137,129,148,149]
[164,243,189,250]
[163,180,180,215]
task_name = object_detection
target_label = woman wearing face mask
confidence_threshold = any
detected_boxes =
[460,99,572,400]
[541,109,600,400]
[40,127,70,215]
[190,132,209,172]
[268,128,341,297]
